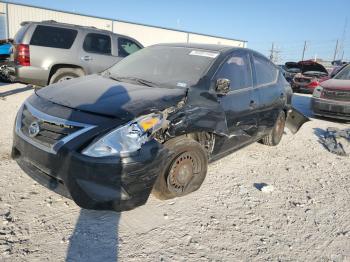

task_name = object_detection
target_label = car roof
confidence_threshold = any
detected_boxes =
[20,20,143,46]
[153,42,243,52]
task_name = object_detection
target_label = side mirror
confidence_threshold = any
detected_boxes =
[216,78,230,95]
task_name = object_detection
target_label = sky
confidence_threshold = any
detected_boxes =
[5,0,350,63]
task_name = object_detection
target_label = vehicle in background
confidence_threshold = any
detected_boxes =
[283,62,301,84]
[290,60,329,93]
[312,64,350,121]
[12,43,308,211]
[0,39,15,82]
[11,20,143,86]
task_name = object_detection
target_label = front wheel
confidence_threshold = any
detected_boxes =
[152,136,208,200]
[260,111,286,146]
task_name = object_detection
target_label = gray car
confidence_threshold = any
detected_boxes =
[11,20,143,86]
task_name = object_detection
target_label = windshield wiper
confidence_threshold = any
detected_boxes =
[109,76,157,87]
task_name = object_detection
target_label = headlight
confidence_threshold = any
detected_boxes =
[82,113,165,157]
[312,86,323,98]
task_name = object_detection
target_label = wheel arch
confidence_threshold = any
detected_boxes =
[48,64,86,84]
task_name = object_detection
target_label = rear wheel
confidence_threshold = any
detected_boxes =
[261,111,286,146]
[49,68,85,84]
[152,136,208,200]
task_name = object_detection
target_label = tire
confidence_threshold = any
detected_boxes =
[49,68,85,84]
[261,111,286,146]
[152,136,208,200]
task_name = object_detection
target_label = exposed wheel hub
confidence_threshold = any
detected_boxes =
[167,152,195,194]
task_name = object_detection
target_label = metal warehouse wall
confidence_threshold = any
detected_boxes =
[0,2,6,39]
[1,1,246,48]
[6,3,113,37]
[113,21,188,46]
[188,33,246,47]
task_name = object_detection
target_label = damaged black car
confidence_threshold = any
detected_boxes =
[12,43,308,211]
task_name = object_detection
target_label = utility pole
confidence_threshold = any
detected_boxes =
[333,39,339,61]
[269,42,280,64]
[270,42,275,61]
[301,41,307,61]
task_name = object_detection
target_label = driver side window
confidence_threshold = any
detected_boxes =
[216,52,253,91]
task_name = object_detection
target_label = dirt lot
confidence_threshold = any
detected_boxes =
[0,82,349,262]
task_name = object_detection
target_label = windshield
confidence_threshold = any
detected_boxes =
[108,46,219,88]
[334,65,350,80]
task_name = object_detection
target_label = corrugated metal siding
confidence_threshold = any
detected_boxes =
[7,4,113,37]
[188,33,245,47]
[0,13,6,39]
[113,21,188,47]
[3,2,246,47]
[0,2,5,13]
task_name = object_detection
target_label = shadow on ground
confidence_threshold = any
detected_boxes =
[66,209,120,262]
[0,85,33,97]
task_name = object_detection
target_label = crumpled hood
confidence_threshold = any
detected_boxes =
[36,74,187,120]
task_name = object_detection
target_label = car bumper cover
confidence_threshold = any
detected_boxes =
[12,132,167,212]
[311,97,350,120]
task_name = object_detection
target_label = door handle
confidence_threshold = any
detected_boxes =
[81,55,93,61]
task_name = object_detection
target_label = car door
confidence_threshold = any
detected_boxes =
[251,53,285,135]
[80,32,119,74]
[215,50,259,153]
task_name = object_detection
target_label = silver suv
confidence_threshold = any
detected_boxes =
[12,20,143,86]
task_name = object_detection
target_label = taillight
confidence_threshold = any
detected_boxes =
[15,44,30,66]
[307,81,319,88]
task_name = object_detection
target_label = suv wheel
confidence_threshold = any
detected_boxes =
[152,136,208,200]
[49,68,85,84]
[260,111,286,146]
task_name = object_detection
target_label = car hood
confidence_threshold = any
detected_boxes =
[320,79,350,91]
[36,74,187,120]
[285,61,328,75]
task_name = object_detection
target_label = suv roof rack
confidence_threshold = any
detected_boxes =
[20,20,99,30]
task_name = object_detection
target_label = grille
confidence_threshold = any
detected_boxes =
[322,89,350,102]
[20,105,83,147]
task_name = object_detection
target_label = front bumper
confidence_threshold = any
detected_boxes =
[311,97,350,121]
[12,131,167,212]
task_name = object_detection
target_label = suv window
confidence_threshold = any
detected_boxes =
[30,25,78,49]
[118,37,141,57]
[216,52,253,90]
[83,33,111,55]
[253,54,278,86]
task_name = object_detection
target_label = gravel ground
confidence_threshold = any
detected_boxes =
[0,82,349,262]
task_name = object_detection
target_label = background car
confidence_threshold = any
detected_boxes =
[290,60,329,93]
[10,20,143,86]
[283,62,302,84]
[312,64,350,120]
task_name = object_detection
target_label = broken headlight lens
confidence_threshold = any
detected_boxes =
[82,114,164,157]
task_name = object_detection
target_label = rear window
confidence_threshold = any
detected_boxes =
[30,25,78,49]
[253,54,278,86]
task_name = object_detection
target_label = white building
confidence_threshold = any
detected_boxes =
[0,1,247,47]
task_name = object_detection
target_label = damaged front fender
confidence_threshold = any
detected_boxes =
[166,88,229,137]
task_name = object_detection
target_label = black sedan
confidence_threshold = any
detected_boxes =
[12,43,307,211]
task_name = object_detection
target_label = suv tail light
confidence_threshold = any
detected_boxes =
[15,44,30,66]
[307,81,319,88]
